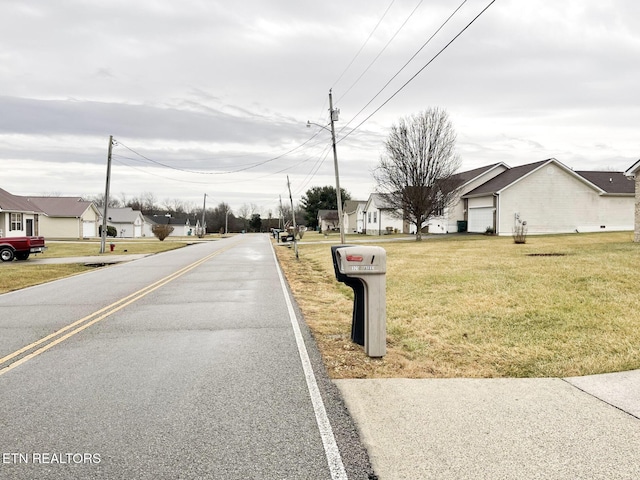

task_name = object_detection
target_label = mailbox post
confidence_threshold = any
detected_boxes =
[331,245,386,358]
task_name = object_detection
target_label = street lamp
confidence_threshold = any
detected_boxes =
[306,90,345,244]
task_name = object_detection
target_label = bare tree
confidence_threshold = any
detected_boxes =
[373,107,462,241]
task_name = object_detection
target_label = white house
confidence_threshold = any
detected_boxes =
[26,196,102,239]
[461,158,635,235]
[624,159,640,242]
[318,210,339,232]
[364,193,407,235]
[106,207,146,238]
[0,188,44,238]
[342,200,367,234]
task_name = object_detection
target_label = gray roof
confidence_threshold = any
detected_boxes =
[0,187,44,214]
[106,207,144,223]
[463,160,551,197]
[26,196,97,217]
[318,209,338,220]
[576,171,635,194]
[343,200,367,214]
[451,163,507,186]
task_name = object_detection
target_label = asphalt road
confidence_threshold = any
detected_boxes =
[0,234,373,479]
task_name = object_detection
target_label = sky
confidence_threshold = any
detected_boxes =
[2,0,638,216]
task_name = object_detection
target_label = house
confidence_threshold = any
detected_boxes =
[0,188,44,237]
[342,200,367,234]
[624,159,640,242]
[318,210,339,232]
[461,158,635,235]
[364,193,408,235]
[106,207,146,238]
[154,214,202,236]
[25,196,102,239]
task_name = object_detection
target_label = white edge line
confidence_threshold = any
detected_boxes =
[269,239,348,480]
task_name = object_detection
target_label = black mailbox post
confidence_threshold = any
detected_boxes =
[330,245,365,346]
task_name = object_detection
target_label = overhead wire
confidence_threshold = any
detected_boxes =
[337,0,469,137]
[335,0,424,105]
[332,0,396,91]
[338,0,497,144]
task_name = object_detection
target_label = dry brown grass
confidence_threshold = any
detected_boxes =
[275,232,640,379]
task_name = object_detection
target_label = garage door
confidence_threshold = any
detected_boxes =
[83,221,96,238]
[468,207,494,233]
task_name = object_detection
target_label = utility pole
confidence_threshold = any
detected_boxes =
[201,193,207,236]
[287,175,298,259]
[100,135,114,254]
[329,89,345,244]
[279,196,284,229]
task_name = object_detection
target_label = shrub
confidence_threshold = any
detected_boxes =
[99,225,118,237]
[513,221,528,244]
[152,224,174,241]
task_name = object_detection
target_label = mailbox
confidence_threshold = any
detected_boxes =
[331,245,386,358]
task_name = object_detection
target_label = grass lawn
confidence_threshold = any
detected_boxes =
[0,237,196,294]
[274,231,640,379]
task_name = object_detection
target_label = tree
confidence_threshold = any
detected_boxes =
[249,213,262,232]
[300,186,351,229]
[373,108,462,241]
[151,224,174,241]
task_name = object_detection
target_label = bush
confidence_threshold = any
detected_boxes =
[513,221,528,244]
[152,224,174,241]
[99,225,118,237]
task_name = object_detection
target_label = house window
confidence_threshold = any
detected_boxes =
[373,211,377,223]
[368,212,371,223]
[10,213,22,231]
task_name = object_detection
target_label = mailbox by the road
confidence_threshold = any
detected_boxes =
[331,245,386,358]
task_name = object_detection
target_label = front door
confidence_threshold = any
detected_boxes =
[26,219,33,236]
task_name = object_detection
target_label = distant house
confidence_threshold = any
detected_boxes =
[461,158,634,235]
[146,214,201,236]
[0,187,44,237]
[342,200,367,234]
[318,210,339,232]
[106,208,146,238]
[624,159,640,242]
[364,193,407,235]
[26,196,102,239]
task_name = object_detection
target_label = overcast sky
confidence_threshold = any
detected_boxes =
[2,0,638,215]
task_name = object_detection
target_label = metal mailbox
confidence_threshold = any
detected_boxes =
[331,245,386,358]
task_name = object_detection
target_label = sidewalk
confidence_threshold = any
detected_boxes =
[26,254,151,265]
[336,370,640,479]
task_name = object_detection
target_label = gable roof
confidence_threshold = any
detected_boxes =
[343,200,367,215]
[624,159,640,177]
[26,196,98,217]
[463,160,550,197]
[318,209,338,220]
[451,162,509,187]
[0,188,44,214]
[106,207,144,223]
[366,193,396,210]
[575,171,634,195]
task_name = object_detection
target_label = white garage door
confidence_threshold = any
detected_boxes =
[82,221,96,238]
[468,207,494,233]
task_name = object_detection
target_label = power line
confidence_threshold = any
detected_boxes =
[332,0,396,90]
[339,0,497,144]
[336,0,424,105]
[337,0,469,136]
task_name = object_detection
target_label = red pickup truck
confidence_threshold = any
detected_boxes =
[0,236,47,262]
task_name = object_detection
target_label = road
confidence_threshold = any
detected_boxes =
[0,234,372,479]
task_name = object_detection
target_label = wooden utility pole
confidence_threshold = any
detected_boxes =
[100,135,114,254]
[201,193,207,236]
[329,90,345,244]
[287,176,298,259]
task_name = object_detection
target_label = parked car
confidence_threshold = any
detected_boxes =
[0,236,47,262]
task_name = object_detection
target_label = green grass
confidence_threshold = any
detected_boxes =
[275,232,640,378]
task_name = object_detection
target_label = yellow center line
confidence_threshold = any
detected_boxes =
[0,246,229,377]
